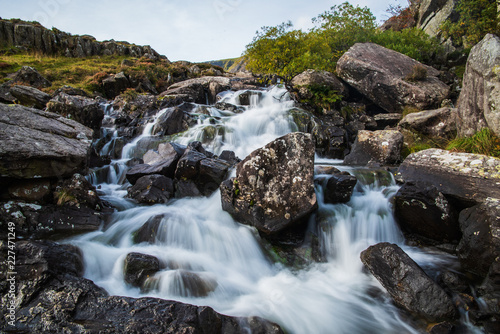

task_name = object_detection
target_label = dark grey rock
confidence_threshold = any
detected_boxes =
[10,85,51,109]
[123,252,160,287]
[127,174,174,204]
[344,130,404,166]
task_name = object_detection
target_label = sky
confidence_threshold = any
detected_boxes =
[1,0,407,62]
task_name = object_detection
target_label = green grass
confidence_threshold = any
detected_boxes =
[447,128,500,157]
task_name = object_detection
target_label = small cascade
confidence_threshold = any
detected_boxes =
[73,86,470,333]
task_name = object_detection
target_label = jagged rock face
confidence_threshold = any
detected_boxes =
[360,242,457,322]
[0,104,92,179]
[398,149,500,204]
[398,107,457,139]
[417,0,459,38]
[3,66,52,89]
[0,19,163,60]
[344,130,404,166]
[457,34,500,136]
[393,181,460,243]
[336,43,450,113]
[457,198,500,278]
[221,132,317,235]
[47,92,104,134]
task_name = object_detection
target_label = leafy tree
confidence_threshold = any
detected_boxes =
[441,0,499,48]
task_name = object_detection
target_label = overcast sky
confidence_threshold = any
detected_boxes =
[1,0,407,62]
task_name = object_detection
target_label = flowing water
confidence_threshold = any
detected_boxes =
[71,86,468,333]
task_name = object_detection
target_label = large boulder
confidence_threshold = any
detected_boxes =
[336,43,450,113]
[398,149,500,204]
[123,252,161,287]
[393,182,460,243]
[9,85,51,109]
[4,66,51,89]
[0,104,93,179]
[0,240,284,333]
[360,242,457,322]
[162,76,231,104]
[46,92,104,134]
[457,198,500,278]
[151,107,190,136]
[102,72,130,99]
[221,132,317,235]
[291,69,349,105]
[457,34,500,136]
[344,130,404,166]
[398,107,457,138]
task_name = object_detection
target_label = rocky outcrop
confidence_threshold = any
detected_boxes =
[398,107,457,138]
[417,0,459,38]
[457,34,500,136]
[2,65,51,89]
[360,242,457,322]
[47,92,104,134]
[102,72,131,99]
[0,19,163,60]
[0,240,283,333]
[221,132,317,235]
[9,85,51,109]
[0,104,92,179]
[398,149,500,204]
[336,43,450,113]
[393,181,460,243]
[344,130,404,166]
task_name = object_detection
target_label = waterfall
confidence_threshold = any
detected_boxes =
[72,86,460,334]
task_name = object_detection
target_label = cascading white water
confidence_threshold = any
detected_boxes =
[72,86,460,333]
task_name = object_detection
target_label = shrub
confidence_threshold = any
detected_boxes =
[405,63,427,82]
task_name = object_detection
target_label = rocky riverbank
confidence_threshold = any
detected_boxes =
[1,10,499,334]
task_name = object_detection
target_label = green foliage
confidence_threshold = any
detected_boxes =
[441,0,499,48]
[303,84,342,111]
[244,1,443,80]
[447,128,500,157]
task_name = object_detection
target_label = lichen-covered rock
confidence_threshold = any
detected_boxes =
[162,76,231,104]
[53,173,103,210]
[9,85,51,109]
[46,92,104,134]
[399,107,457,138]
[398,149,500,204]
[291,69,349,102]
[457,34,500,136]
[417,0,458,38]
[336,43,449,113]
[0,104,92,179]
[360,242,457,322]
[344,130,404,166]
[221,132,317,235]
[393,182,460,243]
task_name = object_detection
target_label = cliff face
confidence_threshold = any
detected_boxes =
[0,19,165,61]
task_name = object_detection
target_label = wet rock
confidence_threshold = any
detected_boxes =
[151,107,190,136]
[214,101,246,113]
[127,174,174,204]
[162,76,231,104]
[0,104,92,179]
[344,130,404,166]
[142,142,186,165]
[360,242,457,322]
[175,179,203,198]
[218,150,240,165]
[133,214,167,244]
[311,117,347,159]
[428,322,455,334]
[102,72,130,99]
[398,149,500,205]
[221,132,317,235]
[46,92,104,134]
[9,85,51,109]
[53,173,103,210]
[5,179,52,202]
[393,182,460,243]
[235,90,263,106]
[123,252,160,287]
[457,198,500,278]
[321,172,358,204]
[0,238,284,333]
[399,107,457,139]
[336,43,449,113]
[457,34,500,136]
